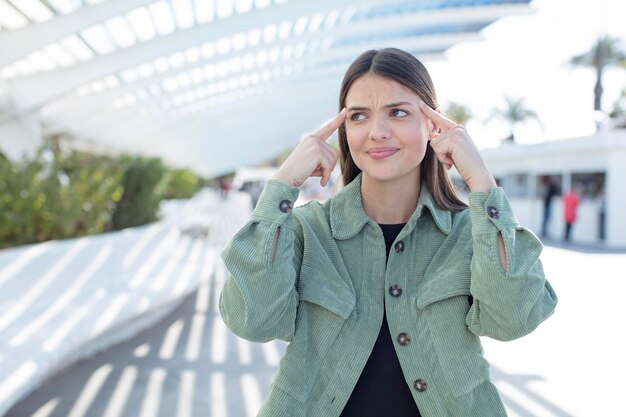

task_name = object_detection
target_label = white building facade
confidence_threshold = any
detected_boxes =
[474,129,626,248]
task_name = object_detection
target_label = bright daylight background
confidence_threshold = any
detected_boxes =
[428,0,626,148]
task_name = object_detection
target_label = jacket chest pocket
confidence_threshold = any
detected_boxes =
[416,261,489,398]
[272,264,356,403]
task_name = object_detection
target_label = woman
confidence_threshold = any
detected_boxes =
[219,48,557,416]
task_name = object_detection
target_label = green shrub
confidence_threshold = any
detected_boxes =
[0,148,124,248]
[164,168,201,199]
[0,146,206,248]
[110,156,169,230]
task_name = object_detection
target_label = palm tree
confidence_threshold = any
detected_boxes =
[570,35,626,112]
[487,97,539,142]
[444,101,473,125]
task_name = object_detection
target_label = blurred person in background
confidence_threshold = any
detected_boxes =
[541,177,558,238]
[219,48,557,416]
[563,187,581,242]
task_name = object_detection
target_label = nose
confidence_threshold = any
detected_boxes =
[369,114,390,141]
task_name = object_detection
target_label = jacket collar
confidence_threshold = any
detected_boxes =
[330,173,452,240]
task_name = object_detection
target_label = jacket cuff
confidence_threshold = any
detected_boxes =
[251,178,300,224]
[468,187,519,236]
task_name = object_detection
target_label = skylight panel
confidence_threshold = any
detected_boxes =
[138,62,154,78]
[162,76,179,92]
[263,24,277,43]
[185,47,201,63]
[281,44,293,60]
[14,59,37,76]
[216,37,231,55]
[232,32,246,50]
[283,63,292,77]
[120,68,139,83]
[242,54,254,70]
[154,57,170,72]
[48,0,81,14]
[13,0,53,22]
[320,36,333,51]
[0,66,17,79]
[177,73,191,89]
[43,43,76,67]
[203,64,216,80]
[169,52,186,68]
[149,1,176,35]
[278,20,292,39]
[136,88,148,101]
[81,24,117,55]
[171,0,195,30]
[194,0,214,23]
[149,84,162,96]
[104,75,120,89]
[200,42,215,59]
[255,50,268,67]
[105,16,138,48]
[27,50,57,72]
[247,29,261,47]
[217,60,229,77]
[0,1,28,29]
[292,17,308,36]
[324,10,340,29]
[307,39,320,54]
[216,0,233,19]
[235,0,253,13]
[126,7,157,41]
[340,7,356,24]
[229,57,242,73]
[76,85,91,97]
[89,80,105,94]
[308,13,324,33]
[254,0,270,9]
[190,68,204,84]
[293,41,306,57]
[61,35,95,61]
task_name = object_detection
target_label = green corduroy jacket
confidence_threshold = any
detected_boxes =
[219,174,558,417]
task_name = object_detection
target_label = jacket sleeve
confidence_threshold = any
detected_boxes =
[219,179,303,343]
[466,187,558,341]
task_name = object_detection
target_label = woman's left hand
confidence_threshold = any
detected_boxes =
[420,101,497,193]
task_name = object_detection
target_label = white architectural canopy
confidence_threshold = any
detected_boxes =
[0,0,533,176]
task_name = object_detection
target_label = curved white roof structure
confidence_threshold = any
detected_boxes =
[0,0,533,176]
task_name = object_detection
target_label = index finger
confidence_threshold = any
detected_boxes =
[313,108,347,141]
[419,101,456,131]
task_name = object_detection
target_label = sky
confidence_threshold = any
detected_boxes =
[425,0,626,149]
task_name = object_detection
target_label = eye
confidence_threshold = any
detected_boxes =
[391,109,409,117]
[349,112,366,122]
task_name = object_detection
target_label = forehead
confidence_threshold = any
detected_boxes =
[346,73,418,104]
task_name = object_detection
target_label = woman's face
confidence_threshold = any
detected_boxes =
[344,73,433,185]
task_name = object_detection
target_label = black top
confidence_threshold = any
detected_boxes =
[340,223,422,417]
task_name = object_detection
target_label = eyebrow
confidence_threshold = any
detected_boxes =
[347,101,414,111]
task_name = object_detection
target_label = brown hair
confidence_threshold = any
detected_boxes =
[338,48,467,212]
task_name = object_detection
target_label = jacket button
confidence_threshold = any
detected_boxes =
[414,379,427,392]
[487,206,499,219]
[389,285,402,298]
[397,332,410,346]
[394,240,405,253]
[278,200,293,213]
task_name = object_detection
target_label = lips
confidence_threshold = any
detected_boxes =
[367,147,398,160]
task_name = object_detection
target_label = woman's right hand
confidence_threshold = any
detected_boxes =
[272,108,347,188]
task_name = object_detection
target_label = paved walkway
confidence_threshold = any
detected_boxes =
[4,194,626,417]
